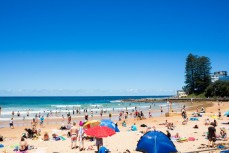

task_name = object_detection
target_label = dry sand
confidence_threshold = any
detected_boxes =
[0,102,229,153]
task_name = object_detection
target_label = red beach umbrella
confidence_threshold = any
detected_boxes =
[85,126,115,138]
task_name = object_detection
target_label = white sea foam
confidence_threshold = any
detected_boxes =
[51,105,81,108]
[110,100,122,103]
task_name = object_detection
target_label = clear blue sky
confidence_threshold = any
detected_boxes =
[0,0,229,96]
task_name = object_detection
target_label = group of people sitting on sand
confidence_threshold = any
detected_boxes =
[159,120,175,130]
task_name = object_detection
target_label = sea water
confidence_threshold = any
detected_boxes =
[0,96,181,122]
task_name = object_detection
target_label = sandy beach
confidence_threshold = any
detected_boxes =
[0,102,229,153]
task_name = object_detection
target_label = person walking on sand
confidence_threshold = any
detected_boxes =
[62,115,64,122]
[9,118,14,129]
[31,118,37,129]
[68,115,71,124]
[70,122,78,149]
[208,122,216,148]
[40,116,44,128]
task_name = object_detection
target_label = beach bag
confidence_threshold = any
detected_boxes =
[140,124,147,127]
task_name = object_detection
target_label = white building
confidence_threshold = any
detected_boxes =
[177,90,187,98]
[211,71,227,82]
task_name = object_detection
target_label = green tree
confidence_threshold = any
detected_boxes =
[195,56,212,94]
[205,80,229,97]
[184,53,197,94]
[184,53,211,95]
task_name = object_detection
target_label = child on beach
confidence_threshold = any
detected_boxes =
[9,118,14,129]
[40,116,44,128]
[220,128,227,141]
[131,123,137,131]
[43,132,49,141]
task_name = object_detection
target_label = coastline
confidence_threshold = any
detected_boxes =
[1,101,229,153]
[121,97,229,103]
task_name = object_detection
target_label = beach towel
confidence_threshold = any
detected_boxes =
[59,136,66,141]
[55,137,61,141]
[188,137,195,141]
[177,138,187,142]
[190,117,199,121]
[11,144,19,148]
[0,144,4,148]
[220,150,229,153]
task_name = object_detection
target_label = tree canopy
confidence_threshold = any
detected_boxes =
[205,80,229,97]
[183,53,212,94]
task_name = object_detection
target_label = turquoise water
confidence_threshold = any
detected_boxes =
[0,96,177,121]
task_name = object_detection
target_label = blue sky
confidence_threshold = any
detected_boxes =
[0,0,229,96]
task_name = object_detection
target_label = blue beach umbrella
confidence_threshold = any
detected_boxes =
[224,111,229,116]
[100,119,120,132]
[136,131,178,153]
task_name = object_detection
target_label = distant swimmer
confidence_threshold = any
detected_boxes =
[17,111,20,117]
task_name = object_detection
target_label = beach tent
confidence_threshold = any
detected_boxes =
[100,119,120,132]
[136,131,177,153]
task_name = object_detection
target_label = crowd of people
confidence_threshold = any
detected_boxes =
[2,102,229,152]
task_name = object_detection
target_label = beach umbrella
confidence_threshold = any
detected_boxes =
[100,119,120,132]
[83,120,100,129]
[224,111,229,116]
[85,126,115,138]
[136,131,178,153]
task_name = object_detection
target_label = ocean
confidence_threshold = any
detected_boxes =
[0,96,180,122]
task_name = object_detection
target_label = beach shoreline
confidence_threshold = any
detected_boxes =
[0,101,228,153]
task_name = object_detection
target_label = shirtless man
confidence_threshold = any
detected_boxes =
[19,137,28,152]
[70,122,78,149]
